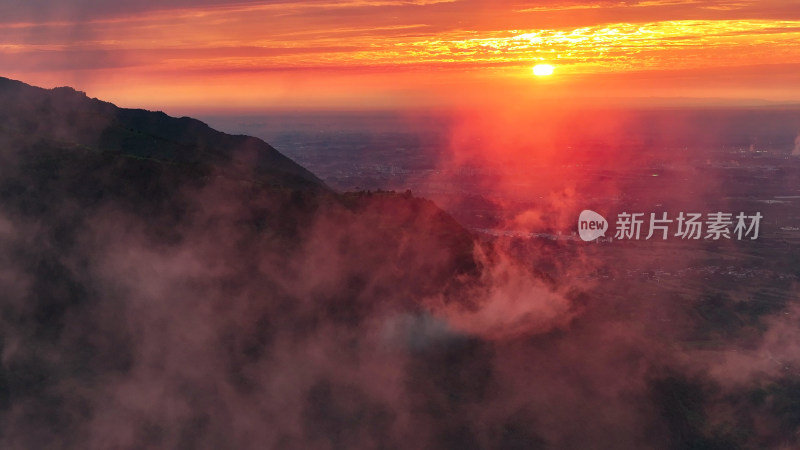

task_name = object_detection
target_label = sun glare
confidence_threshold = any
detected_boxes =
[533,64,555,76]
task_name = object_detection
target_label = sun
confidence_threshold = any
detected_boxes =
[533,64,555,76]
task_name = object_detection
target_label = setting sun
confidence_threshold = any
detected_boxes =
[533,64,555,76]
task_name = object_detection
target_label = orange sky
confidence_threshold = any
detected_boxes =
[2,0,800,111]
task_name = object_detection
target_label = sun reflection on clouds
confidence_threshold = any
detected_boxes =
[2,0,800,107]
[399,20,800,74]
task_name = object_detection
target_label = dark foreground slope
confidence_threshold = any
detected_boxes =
[0,79,496,449]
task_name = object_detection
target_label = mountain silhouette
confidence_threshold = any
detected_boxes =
[0,77,536,450]
[0,76,477,277]
[0,76,324,189]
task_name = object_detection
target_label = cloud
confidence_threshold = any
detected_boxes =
[793,132,800,156]
[0,0,457,24]
[3,0,800,108]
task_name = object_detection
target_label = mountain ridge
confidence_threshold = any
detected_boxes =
[0,76,326,190]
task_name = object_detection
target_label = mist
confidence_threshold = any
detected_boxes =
[1,79,800,450]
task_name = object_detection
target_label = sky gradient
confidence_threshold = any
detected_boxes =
[2,0,800,110]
